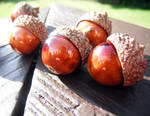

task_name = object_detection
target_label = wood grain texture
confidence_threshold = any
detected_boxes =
[0,7,49,116]
[24,67,114,116]
[0,77,22,116]
[25,3,150,116]
[0,44,34,116]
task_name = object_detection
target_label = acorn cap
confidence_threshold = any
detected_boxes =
[107,33,147,86]
[12,1,39,17]
[14,15,47,44]
[50,26,92,65]
[76,12,112,36]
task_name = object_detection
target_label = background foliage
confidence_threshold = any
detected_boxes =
[0,0,150,29]
[98,0,150,9]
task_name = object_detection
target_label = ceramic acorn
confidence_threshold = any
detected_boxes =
[42,26,92,75]
[88,33,147,86]
[76,12,112,47]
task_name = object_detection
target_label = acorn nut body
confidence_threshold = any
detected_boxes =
[9,15,47,54]
[11,2,39,22]
[76,12,112,47]
[88,33,147,86]
[42,27,92,75]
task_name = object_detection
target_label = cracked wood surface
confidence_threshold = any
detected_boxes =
[24,3,150,116]
[24,68,113,116]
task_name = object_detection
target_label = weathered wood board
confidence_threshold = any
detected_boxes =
[0,7,49,116]
[24,4,150,116]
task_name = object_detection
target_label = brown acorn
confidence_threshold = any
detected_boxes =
[10,1,39,22]
[88,33,147,86]
[42,27,92,75]
[76,12,112,47]
[9,15,47,54]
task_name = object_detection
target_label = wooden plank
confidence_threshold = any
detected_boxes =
[0,42,34,116]
[24,62,115,116]
[0,7,49,116]
[12,7,50,116]
[25,4,150,116]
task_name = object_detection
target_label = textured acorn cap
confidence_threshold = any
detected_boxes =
[76,12,112,36]
[50,26,92,65]
[107,33,147,86]
[14,15,47,44]
[12,1,39,18]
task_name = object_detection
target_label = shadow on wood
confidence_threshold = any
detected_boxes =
[35,54,150,116]
[59,66,150,116]
[144,55,150,77]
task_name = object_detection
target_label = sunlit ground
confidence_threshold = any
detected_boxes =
[0,0,150,29]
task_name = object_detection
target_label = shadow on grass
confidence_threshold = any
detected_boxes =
[96,0,150,10]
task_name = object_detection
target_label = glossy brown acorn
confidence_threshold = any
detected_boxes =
[10,1,39,22]
[42,27,92,75]
[10,27,40,54]
[88,42,123,86]
[42,35,81,74]
[76,12,112,47]
[9,15,47,54]
[88,33,147,86]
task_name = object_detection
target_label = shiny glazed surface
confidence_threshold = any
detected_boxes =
[9,26,40,54]
[42,35,81,75]
[88,42,123,86]
[76,20,107,47]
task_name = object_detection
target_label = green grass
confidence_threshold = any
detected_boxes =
[0,0,150,29]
